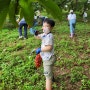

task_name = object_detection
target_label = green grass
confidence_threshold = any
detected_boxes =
[0,21,90,90]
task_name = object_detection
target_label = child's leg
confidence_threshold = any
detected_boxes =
[46,78,52,90]
[43,56,56,90]
[44,65,53,90]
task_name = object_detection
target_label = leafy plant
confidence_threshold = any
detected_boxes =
[0,0,62,29]
[80,75,90,90]
[0,21,90,90]
[70,66,83,83]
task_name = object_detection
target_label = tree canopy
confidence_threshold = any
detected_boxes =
[0,0,62,29]
[0,0,90,29]
[53,0,90,11]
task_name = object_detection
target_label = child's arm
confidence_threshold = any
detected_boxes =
[34,35,41,39]
[41,45,52,52]
[34,31,43,40]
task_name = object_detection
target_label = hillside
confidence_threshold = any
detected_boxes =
[0,21,90,90]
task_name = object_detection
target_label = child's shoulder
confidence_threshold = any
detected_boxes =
[47,33,53,38]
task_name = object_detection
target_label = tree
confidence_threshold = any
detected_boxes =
[53,0,90,11]
[0,0,62,29]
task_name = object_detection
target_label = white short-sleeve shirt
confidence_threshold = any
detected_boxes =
[68,14,76,20]
[39,33,54,61]
[83,12,87,17]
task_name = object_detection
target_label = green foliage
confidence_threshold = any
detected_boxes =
[70,66,83,83]
[79,0,87,3]
[38,0,62,21]
[0,0,63,28]
[80,75,90,89]
[0,0,11,29]
[19,0,34,26]
[9,0,18,26]
[0,21,90,89]
[3,20,16,30]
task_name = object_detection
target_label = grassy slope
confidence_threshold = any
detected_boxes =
[0,22,90,90]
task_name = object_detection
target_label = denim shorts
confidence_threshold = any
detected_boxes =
[43,55,56,79]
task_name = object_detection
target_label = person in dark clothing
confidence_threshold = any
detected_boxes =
[18,18,28,39]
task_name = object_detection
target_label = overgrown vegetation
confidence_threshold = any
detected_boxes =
[0,21,90,90]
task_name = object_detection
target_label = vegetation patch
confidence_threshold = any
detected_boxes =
[0,22,90,90]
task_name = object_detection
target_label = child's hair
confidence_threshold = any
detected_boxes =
[43,18,55,27]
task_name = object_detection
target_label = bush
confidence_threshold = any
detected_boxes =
[3,20,16,30]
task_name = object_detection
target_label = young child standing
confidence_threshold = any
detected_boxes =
[35,18,56,90]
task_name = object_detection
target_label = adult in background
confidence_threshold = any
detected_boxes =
[17,18,28,39]
[35,10,47,26]
[33,13,39,27]
[68,10,76,38]
[83,11,88,22]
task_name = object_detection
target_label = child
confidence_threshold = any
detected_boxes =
[35,18,56,90]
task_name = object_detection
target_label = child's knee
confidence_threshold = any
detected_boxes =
[44,72,53,80]
[44,68,53,79]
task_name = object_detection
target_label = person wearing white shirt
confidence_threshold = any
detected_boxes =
[35,18,56,90]
[83,11,88,22]
[68,10,76,38]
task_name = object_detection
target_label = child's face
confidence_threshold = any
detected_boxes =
[42,22,53,32]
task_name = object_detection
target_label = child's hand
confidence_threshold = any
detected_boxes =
[36,48,41,54]
[34,30,39,36]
